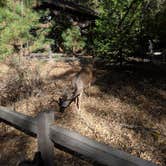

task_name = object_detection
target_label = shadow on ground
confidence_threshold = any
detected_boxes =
[93,63,166,119]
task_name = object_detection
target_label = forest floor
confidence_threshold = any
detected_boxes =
[0,57,166,166]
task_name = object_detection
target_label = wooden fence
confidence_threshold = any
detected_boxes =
[27,53,93,63]
[0,106,157,166]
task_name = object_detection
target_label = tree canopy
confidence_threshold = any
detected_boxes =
[0,0,165,62]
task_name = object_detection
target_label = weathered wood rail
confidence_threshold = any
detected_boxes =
[0,106,157,166]
[27,53,93,63]
[28,53,78,61]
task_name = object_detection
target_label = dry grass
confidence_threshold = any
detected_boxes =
[0,57,166,166]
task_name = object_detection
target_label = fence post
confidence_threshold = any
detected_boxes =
[37,110,55,166]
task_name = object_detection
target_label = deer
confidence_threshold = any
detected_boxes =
[58,63,93,112]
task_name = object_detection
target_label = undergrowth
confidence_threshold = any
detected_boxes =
[0,57,43,106]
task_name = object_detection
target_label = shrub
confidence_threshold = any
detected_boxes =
[61,26,86,54]
[0,57,43,106]
[0,1,54,59]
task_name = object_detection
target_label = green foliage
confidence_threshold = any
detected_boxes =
[62,26,86,53]
[0,0,8,7]
[93,0,142,60]
[1,0,164,61]
[0,0,54,59]
[0,1,35,56]
[92,0,166,61]
[142,0,166,44]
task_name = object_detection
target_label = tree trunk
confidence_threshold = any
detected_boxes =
[119,48,123,67]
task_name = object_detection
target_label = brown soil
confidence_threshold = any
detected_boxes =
[0,58,166,166]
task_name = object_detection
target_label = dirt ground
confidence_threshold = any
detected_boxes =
[0,58,166,166]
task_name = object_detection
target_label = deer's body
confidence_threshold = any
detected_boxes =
[72,65,93,109]
[59,64,93,112]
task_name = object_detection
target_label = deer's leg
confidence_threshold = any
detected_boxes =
[76,96,79,110]
[84,83,91,97]
[77,92,82,111]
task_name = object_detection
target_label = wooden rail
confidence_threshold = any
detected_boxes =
[28,53,79,62]
[0,106,157,166]
[27,53,93,63]
[0,106,37,136]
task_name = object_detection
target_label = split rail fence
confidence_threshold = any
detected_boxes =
[0,106,157,166]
